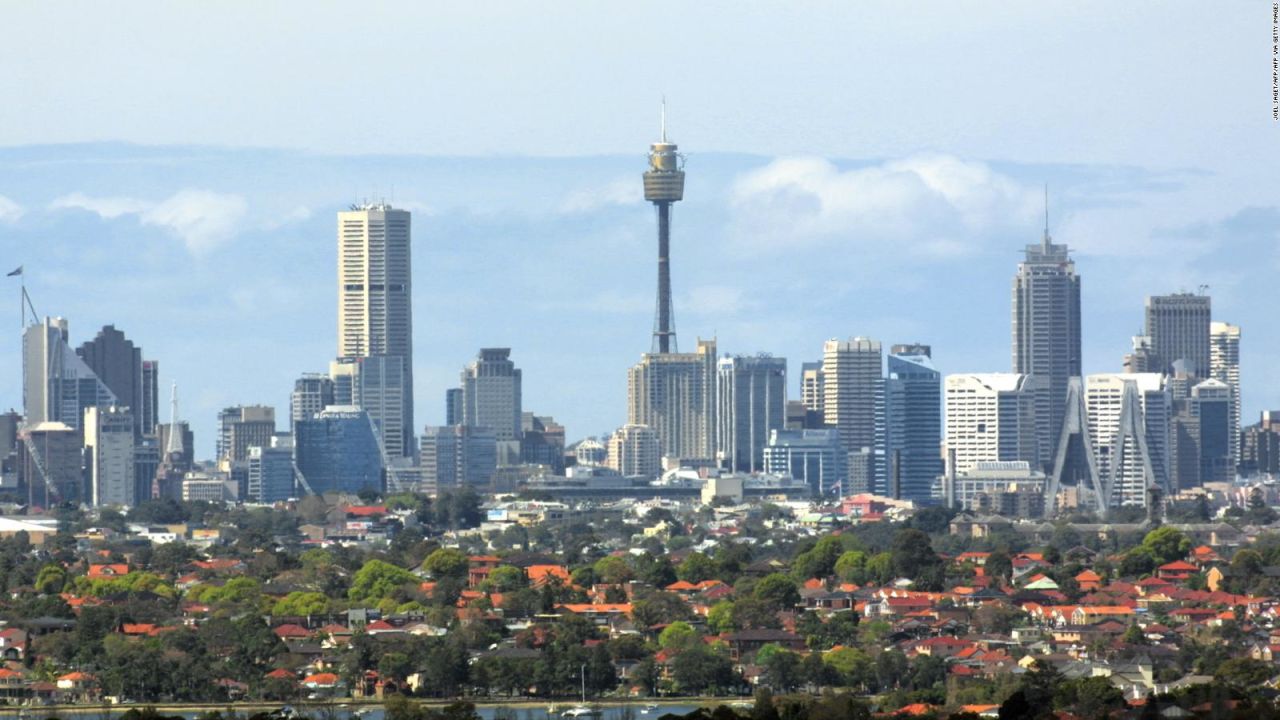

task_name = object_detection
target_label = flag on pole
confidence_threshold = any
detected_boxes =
[5,266,20,277]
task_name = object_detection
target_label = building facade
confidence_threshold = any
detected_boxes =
[822,337,884,489]
[884,349,941,503]
[23,317,117,432]
[76,325,152,438]
[627,338,717,463]
[1209,321,1241,470]
[716,354,787,472]
[291,373,335,429]
[420,425,498,493]
[1084,373,1170,507]
[336,204,415,458]
[294,406,385,496]
[763,428,846,496]
[944,373,1045,474]
[85,406,135,507]
[460,348,523,442]
[247,445,295,503]
[1146,293,1211,377]
[605,424,661,479]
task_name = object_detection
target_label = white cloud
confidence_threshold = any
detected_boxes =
[728,154,1039,255]
[48,189,248,255]
[49,192,150,219]
[0,196,23,223]
[560,178,642,214]
[683,285,753,317]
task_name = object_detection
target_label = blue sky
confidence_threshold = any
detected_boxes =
[1,3,1277,457]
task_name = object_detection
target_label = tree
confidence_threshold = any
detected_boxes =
[890,529,942,581]
[1054,676,1125,717]
[487,565,528,592]
[753,573,800,611]
[834,551,868,583]
[272,591,330,616]
[348,559,416,601]
[631,591,693,628]
[34,564,66,594]
[593,556,634,585]
[1140,526,1190,565]
[422,548,469,579]
[792,536,845,580]
[1215,657,1276,689]
[707,600,736,633]
[658,621,699,650]
[758,645,802,692]
[671,645,737,695]
[985,549,1013,585]
[677,552,718,583]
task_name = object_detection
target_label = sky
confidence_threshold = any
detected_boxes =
[0,2,1277,458]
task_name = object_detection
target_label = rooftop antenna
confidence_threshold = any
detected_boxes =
[165,382,184,456]
[661,96,667,143]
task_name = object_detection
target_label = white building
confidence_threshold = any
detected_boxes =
[605,424,661,479]
[1085,373,1170,507]
[1210,321,1241,469]
[944,373,1045,474]
[85,406,135,507]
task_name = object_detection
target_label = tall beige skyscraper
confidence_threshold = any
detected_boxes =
[336,204,414,458]
[822,338,884,488]
[1210,321,1241,469]
[627,338,717,463]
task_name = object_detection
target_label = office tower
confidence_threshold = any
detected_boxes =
[1240,411,1280,478]
[329,359,357,406]
[248,444,295,503]
[76,325,153,438]
[337,203,415,458]
[23,317,117,432]
[1122,335,1156,374]
[800,362,825,419]
[521,413,566,472]
[944,373,1045,474]
[1084,374,1170,508]
[1171,379,1233,489]
[133,439,160,505]
[420,425,497,493]
[1146,293,1211,376]
[627,338,717,463]
[643,105,685,353]
[217,406,276,463]
[445,388,463,426]
[140,361,159,437]
[291,373,335,429]
[884,349,942,503]
[18,422,81,506]
[822,338,884,488]
[1011,212,1081,466]
[764,428,847,496]
[1210,321,1241,470]
[294,406,385,496]
[605,424,661,478]
[460,348,523,441]
[85,406,135,507]
[716,354,787,472]
[574,438,607,467]
[0,412,17,491]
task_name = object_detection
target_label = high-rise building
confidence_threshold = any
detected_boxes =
[76,325,153,438]
[294,406,385,496]
[85,406,135,507]
[248,444,295,503]
[218,406,276,464]
[337,203,414,458]
[520,413,566,472]
[627,338,717,463]
[800,362,824,419]
[291,373,335,429]
[822,338,883,489]
[1084,374,1171,507]
[716,355,787,472]
[23,317,117,432]
[605,424,661,479]
[460,348,523,442]
[1210,321,1241,470]
[18,422,82,506]
[1012,217,1081,467]
[1171,379,1233,489]
[643,105,685,354]
[944,373,1045,474]
[445,388,463,426]
[884,349,942,503]
[763,428,847,496]
[140,361,159,437]
[1240,411,1280,479]
[133,439,160,505]
[420,425,497,493]
[1145,293,1211,377]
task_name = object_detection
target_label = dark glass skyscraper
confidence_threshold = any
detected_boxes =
[884,348,942,503]
[294,406,385,495]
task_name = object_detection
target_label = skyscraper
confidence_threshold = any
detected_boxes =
[1210,321,1241,469]
[85,405,135,507]
[1084,373,1171,507]
[248,444,295,503]
[140,360,159,437]
[294,406,385,495]
[822,338,883,490]
[1012,213,1081,467]
[337,203,414,458]
[420,424,497,493]
[23,317,117,432]
[627,338,717,463]
[1146,293,1211,376]
[605,424,661,479]
[764,428,847,496]
[716,354,787,472]
[944,373,1044,474]
[884,348,942,503]
[291,373,335,429]
[217,406,276,464]
[460,348,523,442]
[643,105,685,354]
[76,325,153,438]
[1171,379,1233,489]
[19,422,81,506]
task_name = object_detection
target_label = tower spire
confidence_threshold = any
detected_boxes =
[644,101,686,354]
[165,382,183,456]
[661,97,667,143]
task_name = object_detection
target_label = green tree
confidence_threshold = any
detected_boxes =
[890,529,942,580]
[707,600,736,633]
[34,564,66,594]
[834,551,868,583]
[272,591,330,616]
[677,552,718,583]
[348,559,416,601]
[487,565,528,592]
[753,573,800,611]
[593,556,634,585]
[1140,526,1190,565]
[422,548,469,579]
[658,621,699,650]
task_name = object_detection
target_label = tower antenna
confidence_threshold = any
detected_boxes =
[661,96,667,143]
[165,382,184,456]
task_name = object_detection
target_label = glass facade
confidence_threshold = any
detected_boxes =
[294,407,385,495]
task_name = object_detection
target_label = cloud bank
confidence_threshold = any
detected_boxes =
[49,189,248,254]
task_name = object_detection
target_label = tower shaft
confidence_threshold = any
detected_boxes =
[654,201,674,353]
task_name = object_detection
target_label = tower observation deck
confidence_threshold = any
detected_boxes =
[644,105,685,353]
